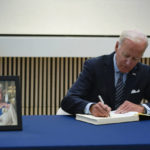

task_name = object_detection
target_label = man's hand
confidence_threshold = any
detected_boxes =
[115,100,145,114]
[90,102,111,117]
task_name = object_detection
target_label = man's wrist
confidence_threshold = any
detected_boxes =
[84,103,94,114]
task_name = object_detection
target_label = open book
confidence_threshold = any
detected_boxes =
[76,111,150,125]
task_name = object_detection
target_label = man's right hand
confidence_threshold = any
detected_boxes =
[90,102,111,117]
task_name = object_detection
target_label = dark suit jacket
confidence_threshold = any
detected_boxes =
[61,52,150,115]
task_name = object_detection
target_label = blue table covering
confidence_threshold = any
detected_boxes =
[0,115,150,150]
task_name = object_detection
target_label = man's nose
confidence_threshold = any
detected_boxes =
[125,58,132,65]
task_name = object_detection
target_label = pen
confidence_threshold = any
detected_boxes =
[98,95,104,104]
[98,95,110,116]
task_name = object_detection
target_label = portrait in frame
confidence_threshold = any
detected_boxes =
[0,76,22,131]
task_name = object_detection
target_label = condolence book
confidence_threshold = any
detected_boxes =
[76,111,150,125]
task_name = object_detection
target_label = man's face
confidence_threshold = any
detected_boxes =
[115,39,146,73]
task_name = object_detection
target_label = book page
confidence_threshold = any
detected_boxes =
[110,111,138,118]
[77,111,138,120]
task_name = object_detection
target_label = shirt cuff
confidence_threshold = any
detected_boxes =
[142,104,150,115]
[84,103,94,114]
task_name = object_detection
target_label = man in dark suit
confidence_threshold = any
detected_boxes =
[61,30,150,117]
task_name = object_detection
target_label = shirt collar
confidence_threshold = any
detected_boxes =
[113,54,120,73]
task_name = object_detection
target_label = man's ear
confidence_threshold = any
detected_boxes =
[115,41,119,52]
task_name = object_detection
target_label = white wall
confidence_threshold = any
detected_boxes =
[0,36,150,57]
[0,0,150,57]
[0,0,150,35]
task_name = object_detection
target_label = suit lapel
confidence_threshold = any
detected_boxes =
[124,68,138,100]
[103,53,116,108]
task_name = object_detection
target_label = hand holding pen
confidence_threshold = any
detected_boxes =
[89,95,111,117]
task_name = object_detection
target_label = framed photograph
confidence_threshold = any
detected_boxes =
[0,76,22,131]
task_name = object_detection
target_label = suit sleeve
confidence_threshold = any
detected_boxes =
[61,59,95,115]
[143,67,150,108]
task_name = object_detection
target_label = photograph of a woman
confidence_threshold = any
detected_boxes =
[0,81,17,126]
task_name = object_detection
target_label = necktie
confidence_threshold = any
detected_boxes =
[115,73,125,109]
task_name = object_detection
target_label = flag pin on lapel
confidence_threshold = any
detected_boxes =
[132,73,136,76]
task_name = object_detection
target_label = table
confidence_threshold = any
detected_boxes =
[0,115,150,150]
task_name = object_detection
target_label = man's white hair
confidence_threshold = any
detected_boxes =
[119,30,148,48]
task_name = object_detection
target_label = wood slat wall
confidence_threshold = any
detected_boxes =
[0,57,149,115]
[0,57,89,115]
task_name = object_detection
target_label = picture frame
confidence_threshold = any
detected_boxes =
[0,76,22,131]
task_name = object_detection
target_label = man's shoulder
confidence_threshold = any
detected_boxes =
[85,52,114,65]
[138,62,150,69]
[138,62,150,72]
[133,62,150,78]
